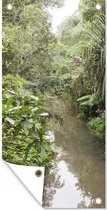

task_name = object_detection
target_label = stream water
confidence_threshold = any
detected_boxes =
[43,96,105,208]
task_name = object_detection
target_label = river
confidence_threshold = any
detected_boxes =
[42,96,105,208]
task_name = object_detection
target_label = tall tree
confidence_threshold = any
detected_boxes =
[2,0,64,77]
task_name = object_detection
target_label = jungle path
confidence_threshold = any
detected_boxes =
[43,96,105,208]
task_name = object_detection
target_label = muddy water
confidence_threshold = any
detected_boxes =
[43,97,105,208]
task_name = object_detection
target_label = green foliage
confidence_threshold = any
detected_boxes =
[2,0,105,155]
[52,1,105,140]
[3,74,27,90]
[77,94,100,106]
[88,113,105,139]
[3,0,64,27]
[2,0,64,166]
[2,76,54,166]
[83,14,105,100]
[2,0,58,76]
[79,0,105,22]
[58,15,82,47]
[2,31,14,73]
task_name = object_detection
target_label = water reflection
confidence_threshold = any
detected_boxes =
[43,161,65,207]
[43,97,105,208]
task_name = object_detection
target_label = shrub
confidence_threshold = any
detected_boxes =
[3,74,27,90]
[2,76,54,166]
[88,112,105,140]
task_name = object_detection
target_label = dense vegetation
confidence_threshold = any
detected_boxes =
[2,0,105,166]
[54,0,105,140]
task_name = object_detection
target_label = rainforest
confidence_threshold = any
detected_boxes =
[2,0,105,208]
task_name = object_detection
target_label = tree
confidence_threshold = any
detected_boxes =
[2,0,63,77]
[79,0,105,22]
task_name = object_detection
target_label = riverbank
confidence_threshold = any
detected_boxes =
[43,96,105,208]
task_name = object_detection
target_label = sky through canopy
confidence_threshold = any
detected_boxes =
[48,0,80,32]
